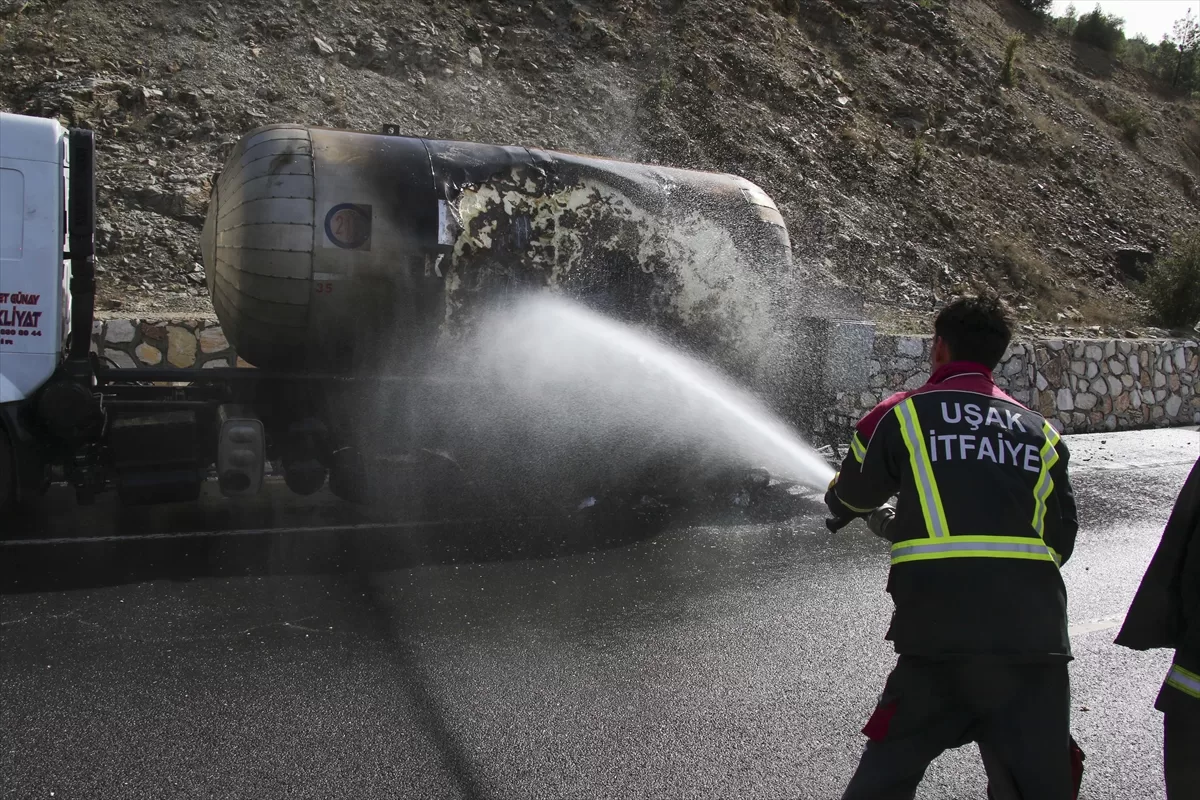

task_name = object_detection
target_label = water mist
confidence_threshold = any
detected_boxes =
[436,294,835,503]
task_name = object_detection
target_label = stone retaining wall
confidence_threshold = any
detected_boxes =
[91,319,246,369]
[830,334,1200,434]
[91,318,1199,436]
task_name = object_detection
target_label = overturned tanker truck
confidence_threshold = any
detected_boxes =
[0,112,839,515]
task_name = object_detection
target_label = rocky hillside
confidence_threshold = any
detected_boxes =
[2,0,1198,335]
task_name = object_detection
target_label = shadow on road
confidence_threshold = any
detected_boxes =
[1,483,822,595]
[1,514,655,594]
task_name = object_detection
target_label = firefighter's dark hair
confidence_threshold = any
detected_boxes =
[934,293,1013,370]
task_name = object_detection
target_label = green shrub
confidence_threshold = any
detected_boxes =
[1074,6,1126,52]
[1109,108,1146,143]
[1142,232,1200,329]
[1001,34,1024,86]
[911,134,927,177]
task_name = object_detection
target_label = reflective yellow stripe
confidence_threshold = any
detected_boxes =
[850,432,867,464]
[1166,663,1200,699]
[891,535,1062,565]
[895,399,949,538]
[834,489,876,515]
[1043,422,1062,449]
[1031,421,1061,538]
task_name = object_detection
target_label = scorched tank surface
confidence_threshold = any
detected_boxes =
[200,124,794,377]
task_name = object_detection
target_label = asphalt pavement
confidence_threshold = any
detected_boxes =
[1,427,1198,800]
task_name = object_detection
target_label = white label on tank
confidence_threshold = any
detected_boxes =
[437,199,456,246]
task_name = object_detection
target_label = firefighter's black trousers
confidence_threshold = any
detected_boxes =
[841,656,1073,800]
[1165,705,1200,799]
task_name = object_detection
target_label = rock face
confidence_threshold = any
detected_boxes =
[1116,248,1154,282]
[4,0,1199,333]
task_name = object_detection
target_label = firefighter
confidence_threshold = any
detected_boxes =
[1114,455,1200,798]
[824,293,1080,800]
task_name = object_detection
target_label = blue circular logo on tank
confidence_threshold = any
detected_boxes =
[324,204,372,250]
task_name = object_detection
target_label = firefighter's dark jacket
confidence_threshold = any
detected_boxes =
[1115,455,1200,712]
[825,361,1078,661]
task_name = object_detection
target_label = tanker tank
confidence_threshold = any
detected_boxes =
[200,124,796,385]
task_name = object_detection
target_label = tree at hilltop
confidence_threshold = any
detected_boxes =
[1074,5,1126,52]
[1013,0,1053,13]
[1169,8,1200,88]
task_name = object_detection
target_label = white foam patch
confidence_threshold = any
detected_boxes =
[1068,614,1126,638]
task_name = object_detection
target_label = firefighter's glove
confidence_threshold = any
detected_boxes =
[823,472,863,532]
[866,505,895,540]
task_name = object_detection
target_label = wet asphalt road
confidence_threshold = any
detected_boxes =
[2,427,1198,800]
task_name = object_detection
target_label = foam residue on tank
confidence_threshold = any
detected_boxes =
[439,165,778,383]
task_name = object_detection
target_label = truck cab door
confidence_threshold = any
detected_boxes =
[0,112,68,403]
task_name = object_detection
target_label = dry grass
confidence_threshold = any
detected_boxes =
[1181,119,1200,166]
[1027,107,1081,147]
[986,237,1070,316]
[1076,299,1133,327]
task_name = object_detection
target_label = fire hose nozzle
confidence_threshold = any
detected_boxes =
[825,515,854,533]
[825,503,896,535]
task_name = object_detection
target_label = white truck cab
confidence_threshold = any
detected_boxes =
[0,112,102,512]
[0,112,73,403]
